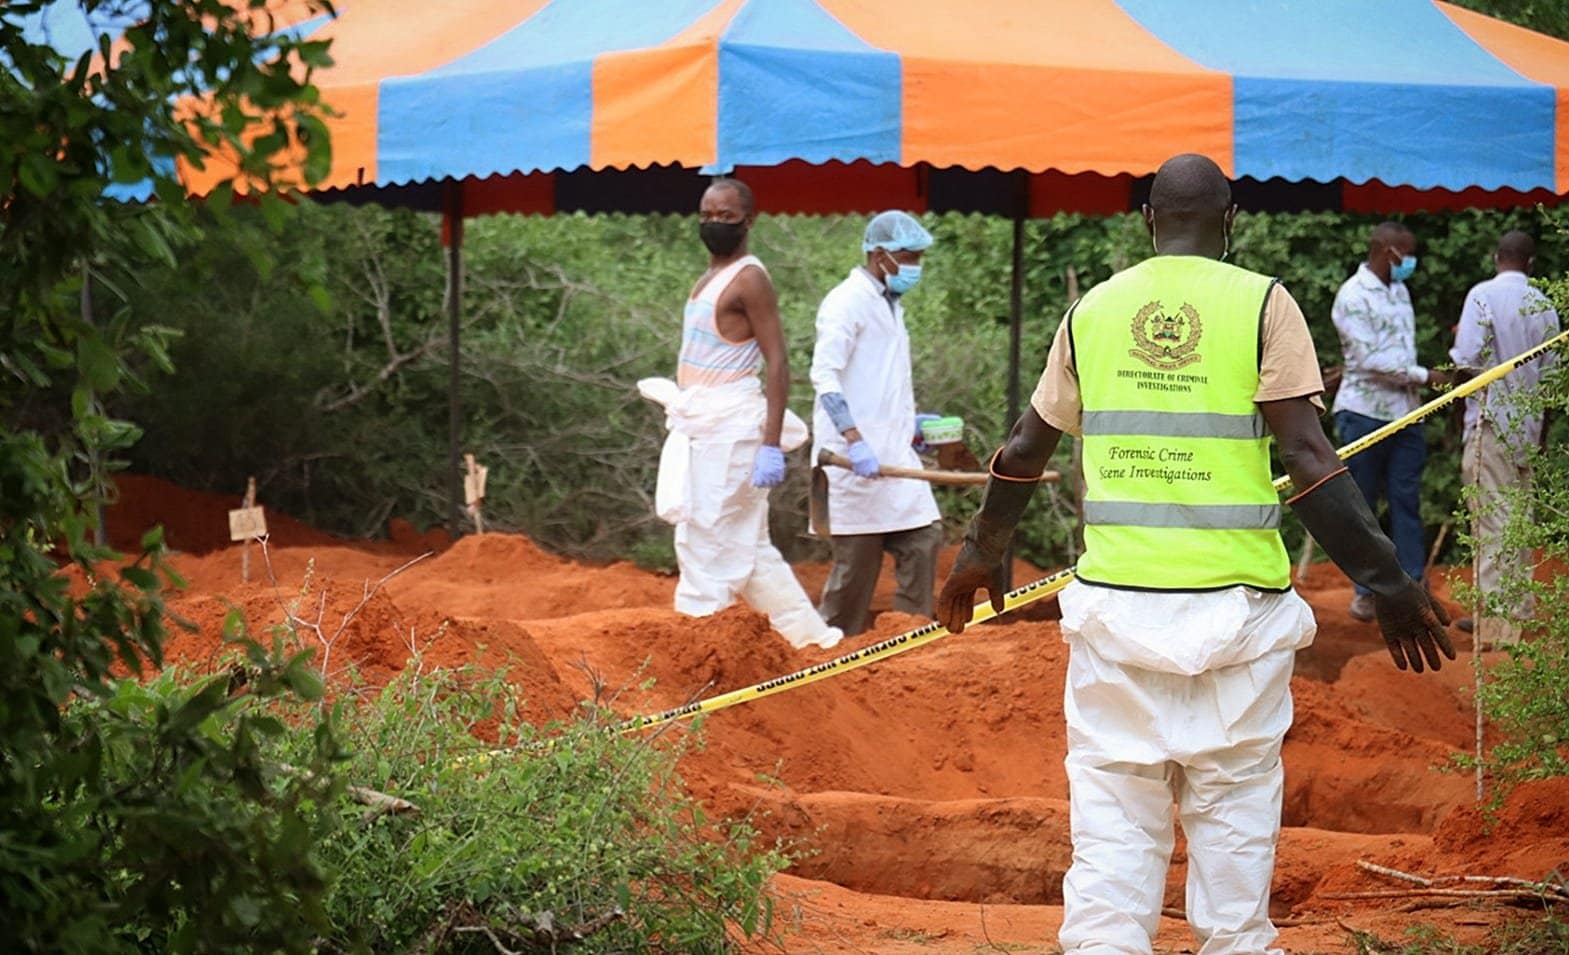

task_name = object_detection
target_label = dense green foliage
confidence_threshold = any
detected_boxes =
[306,667,785,952]
[117,201,1564,572]
[0,1,350,948]
[94,0,1569,577]
[3,7,791,949]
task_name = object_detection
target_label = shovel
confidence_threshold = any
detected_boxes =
[811,451,1060,538]
[816,449,1060,486]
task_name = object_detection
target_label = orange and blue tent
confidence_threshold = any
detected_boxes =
[22,0,1569,525]
[22,0,1569,216]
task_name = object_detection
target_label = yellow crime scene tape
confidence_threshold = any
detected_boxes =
[601,328,1569,738]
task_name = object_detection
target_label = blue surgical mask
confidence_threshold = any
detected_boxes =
[886,262,922,295]
[1391,254,1418,282]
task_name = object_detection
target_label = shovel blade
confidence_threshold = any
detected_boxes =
[809,466,831,537]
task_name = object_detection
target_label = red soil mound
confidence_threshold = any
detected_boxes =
[84,475,1568,954]
[386,533,675,621]
[105,474,344,554]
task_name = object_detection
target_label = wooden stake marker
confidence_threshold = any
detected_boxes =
[464,454,488,534]
[229,477,267,582]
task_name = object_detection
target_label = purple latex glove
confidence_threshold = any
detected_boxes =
[846,440,880,477]
[751,444,786,487]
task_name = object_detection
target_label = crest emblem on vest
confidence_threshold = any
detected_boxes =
[1129,301,1203,370]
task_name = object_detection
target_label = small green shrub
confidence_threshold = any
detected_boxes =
[4,612,346,953]
[1347,914,1569,954]
[303,667,789,953]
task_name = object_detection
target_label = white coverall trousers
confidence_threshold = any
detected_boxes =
[641,377,838,649]
[672,433,834,646]
[1058,582,1316,955]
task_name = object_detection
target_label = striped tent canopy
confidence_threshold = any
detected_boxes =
[24,0,1569,216]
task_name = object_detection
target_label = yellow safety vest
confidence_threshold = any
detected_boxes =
[1071,255,1290,592]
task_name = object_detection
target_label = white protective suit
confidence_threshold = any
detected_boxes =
[1056,580,1317,955]
[809,268,941,535]
[638,376,837,650]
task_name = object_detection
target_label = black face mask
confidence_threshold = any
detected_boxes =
[699,220,746,256]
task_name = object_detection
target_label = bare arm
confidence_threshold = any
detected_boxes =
[1258,396,1341,490]
[996,406,1064,479]
[737,267,787,446]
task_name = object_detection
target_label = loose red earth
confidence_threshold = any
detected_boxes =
[89,476,1569,954]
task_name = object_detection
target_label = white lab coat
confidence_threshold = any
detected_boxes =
[1056,581,1317,955]
[638,376,836,649]
[810,268,940,536]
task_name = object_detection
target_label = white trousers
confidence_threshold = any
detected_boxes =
[1059,585,1312,955]
[1462,421,1533,646]
[673,433,836,648]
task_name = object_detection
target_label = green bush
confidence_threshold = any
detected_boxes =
[2,2,354,949]
[26,629,346,952]
[302,667,788,953]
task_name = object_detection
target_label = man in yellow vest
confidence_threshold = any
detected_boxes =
[937,154,1454,955]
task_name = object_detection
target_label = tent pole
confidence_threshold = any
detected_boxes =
[1006,209,1024,433]
[1001,189,1027,592]
[444,181,465,536]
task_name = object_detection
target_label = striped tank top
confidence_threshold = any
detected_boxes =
[677,255,765,388]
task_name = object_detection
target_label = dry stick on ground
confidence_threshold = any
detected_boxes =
[1356,859,1569,902]
[1424,519,1452,579]
[277,763,419,823]
[250,543,439,820]
[448,905,628,952]
[1322,888,1566,902]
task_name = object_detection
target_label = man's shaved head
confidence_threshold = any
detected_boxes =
[1369,221,1414,255]
[704,177,755,217]
[1497,229,1535,268]
[1148,153,1232,218]
[1144,153,1235,258]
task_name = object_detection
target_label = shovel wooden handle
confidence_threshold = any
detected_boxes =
[817,450,1058,485]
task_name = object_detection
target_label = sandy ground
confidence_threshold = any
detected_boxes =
[86,475,1569,954]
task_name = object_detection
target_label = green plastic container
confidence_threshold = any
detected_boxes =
[920,415,965,445]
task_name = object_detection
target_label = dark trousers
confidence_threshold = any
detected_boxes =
[819,522,943,636]
[1334,410,1428,596]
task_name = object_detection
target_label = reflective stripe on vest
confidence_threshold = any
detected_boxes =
[1082,410,1267,440]
[1071,256,1290,592]
[1083,500,1281,530]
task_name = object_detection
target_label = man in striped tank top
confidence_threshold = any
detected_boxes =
[641,179,842,651]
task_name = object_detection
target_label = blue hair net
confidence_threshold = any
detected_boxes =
[862,210,933,253]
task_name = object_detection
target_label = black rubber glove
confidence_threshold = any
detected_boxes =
[1290,471,1456,672]
[937,474,1037,634]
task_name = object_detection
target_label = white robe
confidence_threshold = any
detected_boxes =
[809,268,941,536]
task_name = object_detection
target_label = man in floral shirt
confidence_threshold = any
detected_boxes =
[1330,222,1452,621]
